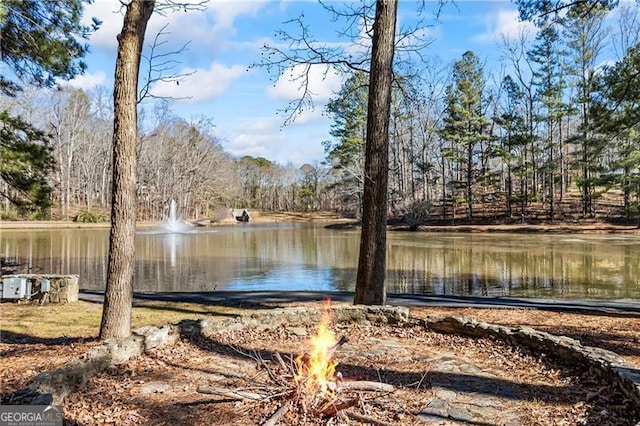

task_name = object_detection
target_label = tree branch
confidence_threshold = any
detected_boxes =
[252,1,446,126]
[138,23,197,103]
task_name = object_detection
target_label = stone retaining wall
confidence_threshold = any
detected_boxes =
[183,305,410,336]
[1,274,79,303]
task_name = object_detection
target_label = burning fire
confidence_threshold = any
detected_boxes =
[294,302,338,395]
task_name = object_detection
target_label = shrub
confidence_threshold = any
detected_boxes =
[399,200,431,231]
[74,210,107,223]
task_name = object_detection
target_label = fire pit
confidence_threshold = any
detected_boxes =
[197,304,400,425]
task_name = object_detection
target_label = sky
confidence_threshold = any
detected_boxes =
[70,1,552,166]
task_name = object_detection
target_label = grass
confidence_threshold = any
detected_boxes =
[0,300,246,339]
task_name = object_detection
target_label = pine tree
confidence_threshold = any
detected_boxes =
[563,2,609,216]
[494,75,532,219]
[100,0,155,340]
[440,51,489,221]
[0,0,98,216]
[353,0,398,306]
[527,21,567,220]
[0,112,54,216]
[323,71,369,216]
[591,45,640,226]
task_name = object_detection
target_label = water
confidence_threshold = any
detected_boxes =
[1,223,639,299]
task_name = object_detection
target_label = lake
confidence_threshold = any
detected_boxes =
[1,223,639,299]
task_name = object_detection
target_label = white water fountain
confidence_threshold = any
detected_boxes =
[162,199,191,233]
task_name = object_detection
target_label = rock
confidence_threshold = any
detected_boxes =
[134,325,179,352]
[448,406,474,422]
[417,397,449,421]
[139,382,172,395]
[286,326,308,336]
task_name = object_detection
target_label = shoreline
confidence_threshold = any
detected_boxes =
[1,211,639,234]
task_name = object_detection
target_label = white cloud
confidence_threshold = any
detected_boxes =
[208,0,268,31]
[223,115,329,165]
[150,62,246,102]
[226,126,285,160]
[291,107,326,125]
[84,0,269,52]
[83,1,124,50]
[266,64,344,102]
[64,70,108,90]
[475,9,536,43]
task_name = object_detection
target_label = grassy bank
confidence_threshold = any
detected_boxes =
[0,300,248,339]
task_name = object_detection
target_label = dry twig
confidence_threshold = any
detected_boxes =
[262,401,291,426]
[196,385,268,401]
[273,352,295,376]
[344,409,394,426]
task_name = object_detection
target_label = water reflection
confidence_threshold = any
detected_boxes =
[1,225,639,299]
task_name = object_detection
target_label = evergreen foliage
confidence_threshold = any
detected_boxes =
[0,0,98,216]
[0,111,53,216]
[591,44,640,223]
[323,71,369,215]
[494,75,533,218]
[73,209,107,223]
[527,19,568,219]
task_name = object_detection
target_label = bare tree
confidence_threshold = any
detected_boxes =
[138,23,196,102]
[255,1,436,125]
[48,89,91,218]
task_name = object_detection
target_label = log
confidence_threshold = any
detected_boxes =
[262,401,290,426]
[319,397,358,416]
[197,385,268,401]
[340,380,395,392]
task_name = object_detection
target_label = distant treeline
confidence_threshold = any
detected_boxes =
[2,3,640,225]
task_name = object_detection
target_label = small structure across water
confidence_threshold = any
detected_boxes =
[233,209,250,222]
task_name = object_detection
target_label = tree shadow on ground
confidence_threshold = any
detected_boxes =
[132,303,240,318]
[532,325,640,359]
[0,330,96,346]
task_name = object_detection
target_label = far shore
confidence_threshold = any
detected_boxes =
[1,211,639,234]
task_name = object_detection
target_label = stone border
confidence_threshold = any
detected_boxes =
[183,305,410,337]
[424,315,640,409]
[5,306,639,422]
[4,325,179,405]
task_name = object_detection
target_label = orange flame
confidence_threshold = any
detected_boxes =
[294,301,338,395]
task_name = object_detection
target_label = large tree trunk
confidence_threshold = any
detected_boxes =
[100,0,155,340]
[354,0,397,306]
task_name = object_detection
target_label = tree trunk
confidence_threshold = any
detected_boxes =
[354,0,397,306]
[100,0,155,340]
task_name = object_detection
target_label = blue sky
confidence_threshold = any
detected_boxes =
[71,1,551,166]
